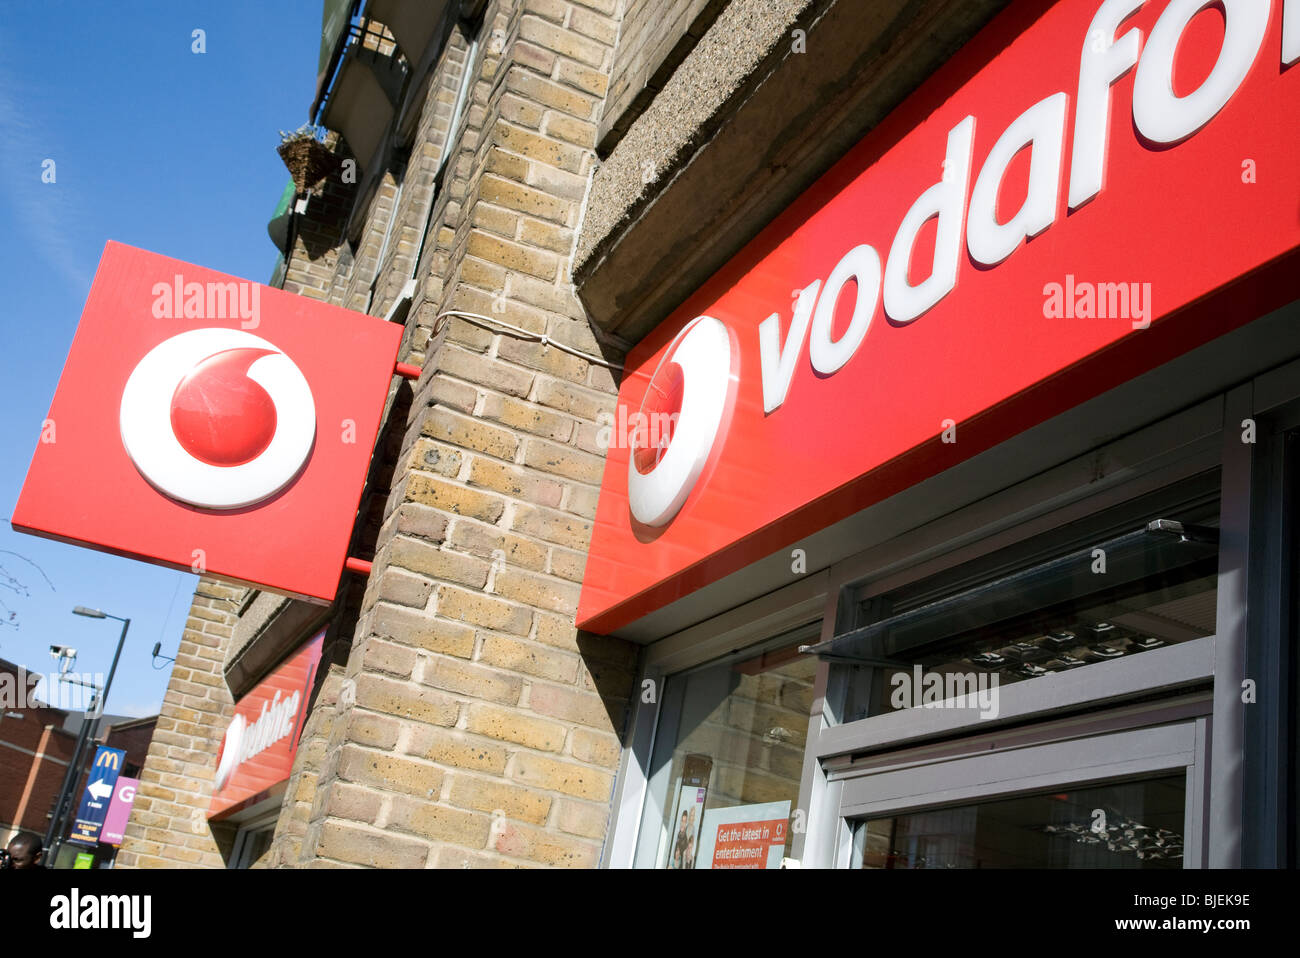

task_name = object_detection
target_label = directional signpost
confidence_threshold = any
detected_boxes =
[68,746,126,845]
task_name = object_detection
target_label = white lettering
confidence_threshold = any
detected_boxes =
[1069,0,1146,209]
[883,116,975,323]
[967,92,1069,265]
[1133,0,1269,144]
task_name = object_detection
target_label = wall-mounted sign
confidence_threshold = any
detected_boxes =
[208,630,324,819]
[69,746,126,845]
[12,242,403,603]
[579,0,1300,633]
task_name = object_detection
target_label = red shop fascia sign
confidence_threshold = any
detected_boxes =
[208,630,324,820]
[579,0,1300,633]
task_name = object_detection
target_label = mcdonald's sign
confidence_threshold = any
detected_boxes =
[68,746,126,845]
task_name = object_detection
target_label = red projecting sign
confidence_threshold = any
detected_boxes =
[13,242,402,602]
[208,630,324,819]
[578,0,1300,632]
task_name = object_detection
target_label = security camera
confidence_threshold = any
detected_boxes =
[48,646,77,673]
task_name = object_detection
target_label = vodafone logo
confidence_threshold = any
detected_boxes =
[119,329,316,510]
[627,316,734,527]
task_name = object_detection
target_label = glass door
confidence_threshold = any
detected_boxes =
[835,702,1209,868]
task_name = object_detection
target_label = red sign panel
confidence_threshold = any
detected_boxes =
[578,0,1300,633]
[208,631,324,819]
[13,243,402,602]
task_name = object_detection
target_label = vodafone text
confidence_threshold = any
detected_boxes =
[760,0,1299,414]
[49,890,151,939]
[151,273,260,329]
[214,688,301,791]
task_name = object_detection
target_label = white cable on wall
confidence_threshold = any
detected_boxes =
[432,309,625,370]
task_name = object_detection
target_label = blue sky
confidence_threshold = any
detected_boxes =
[0,2,322,717]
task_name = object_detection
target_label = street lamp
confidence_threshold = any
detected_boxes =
[44,606,131,865]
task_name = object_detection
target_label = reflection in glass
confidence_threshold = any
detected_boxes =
[858,775,1185,869]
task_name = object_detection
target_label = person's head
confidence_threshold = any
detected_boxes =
[7,833,44,869]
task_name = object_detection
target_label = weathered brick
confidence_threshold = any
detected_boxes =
[420,655,524,706]
[555,798,609,839]
[543,112,598,148]
[518,15,608,69]
[534,377,616,421]
[498,337,589,380]
[346,709,403,750]
[518,216,573,253]
[522,438,605,485]
[449,776,552,824]
[548,546,586,583]
[467,230,559,281]
[528,682,616,729]
[337,745,445,799]
[562,483,601,520]
[389,795,492,846]
[408,729,508,775]
[493,820,600,867]
[362,638,419,678]
[508,69,599,120]
[316,821,429,869]
[465,703,567,752]
[479,633,579,683]
[405,473,505,523]
[355,673,460,727]
[447,517,550,571]
[377,568,435,608]
[324,781,385,824]
[481,393,575,442]
[437,344,535,397]
[437,585,533,635]
[478,174,574,226]
[390,536,492,589]
[427,375,479,414]
[570,727,621,768]
[494,121,587,175]
[568,5,619,45]
[493,568,582,616]
[371,603,476,658]
[556,55,609,96]
[419,408,520,462]
[406,439,464,479]
[511,504,593,551]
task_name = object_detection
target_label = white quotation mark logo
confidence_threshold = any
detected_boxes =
[120,329,316,509]
[627,315,733,527]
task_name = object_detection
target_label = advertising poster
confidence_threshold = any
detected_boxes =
[696,801,791,870]
[665,753,711,868]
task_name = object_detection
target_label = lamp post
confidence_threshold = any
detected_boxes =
[44,606,130,866]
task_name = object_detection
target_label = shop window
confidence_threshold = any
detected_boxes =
[822,475,1220,723]
[854,774,1185,869]
[230,812,279,869]
[639,632,819,869]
